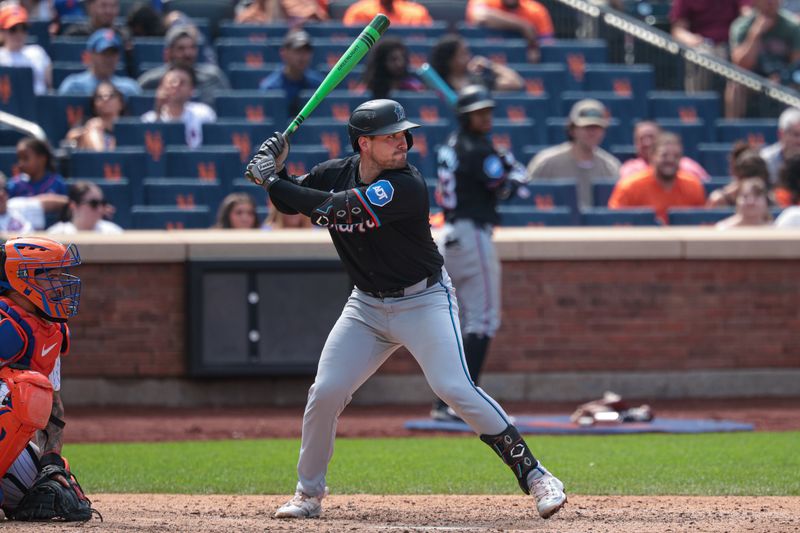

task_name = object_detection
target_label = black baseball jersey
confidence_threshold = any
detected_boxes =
[436,130,507,225]
[268,154,443,293]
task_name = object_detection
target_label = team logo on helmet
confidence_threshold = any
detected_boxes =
[366,180,394,207]
[394,104,405,122]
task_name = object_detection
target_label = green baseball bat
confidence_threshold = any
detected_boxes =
[283,14,391,138]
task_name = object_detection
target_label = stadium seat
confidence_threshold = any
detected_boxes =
[468,40,528,65]
[592,179,618,207]
[34,94,90,145]
[132,38,165,74]
[491,119,537,155]
[696,143,732,177]
[130,205,212,229]
[561,91,643,129]
[704,177,731,197]
[28,20,50,50]
[49,37,91,64]
[0,126,26,146]
[300,90,363,122]
[408,120,450,160]
[667,207,735,226]
[648,91,721,140]
[407,151,436,180]
[164,147,242,188]
[512,63,569,101]
[289,118,349,159]
[65,177,133,229]
[583,64,654,97]
[497,205,574,226]
[67,148,148,204]
[202,120,276,164]
[454,22,525,41]
[520,145,548,164]
[143,178,225,209]
[214,90,287,125]
[657,119,708,160]
[581,207,659,226]
[540,40,608,86]
[126,92,157,116]
[394,91,449,123]
[508,179,578,213]
[610,144,637,163]
[227,64,280,90]
[0,147,19,176]
[0,66,36,120]
[217,22,289,41]
[114,120,187,178]
[715,119,778,147]
[215,38,281,69]
[492,95,549,141]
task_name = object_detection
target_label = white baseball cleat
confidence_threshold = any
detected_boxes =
[274,488,328,519]
[529,466,567,519]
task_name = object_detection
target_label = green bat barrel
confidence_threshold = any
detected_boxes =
[283,14,391,137]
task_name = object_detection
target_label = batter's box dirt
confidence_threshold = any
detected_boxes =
[3,494,798,532]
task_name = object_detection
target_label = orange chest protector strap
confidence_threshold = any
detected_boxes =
[0,366,54,477]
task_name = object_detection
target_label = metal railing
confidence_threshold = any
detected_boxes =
[0,110,47,142]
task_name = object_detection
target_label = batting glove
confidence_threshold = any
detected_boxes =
[245,152,279,188]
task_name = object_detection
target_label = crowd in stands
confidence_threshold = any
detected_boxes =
[1,0,800,232]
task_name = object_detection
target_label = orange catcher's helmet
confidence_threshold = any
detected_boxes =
[0,237,82,322]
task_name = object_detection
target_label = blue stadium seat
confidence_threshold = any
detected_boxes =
[227,64,280,90]
[313,40,361,70]
[130,205,212,229]
[540,40,608,86]
[28,20,50,50]
[215,39,281,71]
[715,119,778,146]
[520,145,548,165]
[610,144,637,163]
[510,179,578,212]
[512,63,569,101]
[114,119,187,178]
[581,207,659,226]
[497,205,574,226]
[0,66,36,120]
[0,126,26,146]
[131,38,165,74]
[202,120,276,164]
[143,178,224,208]
[561,91,643,128]
[455,22,526,41]
[34,94,90,144]
[648,91,721,140]
[164,147,242,188]
[468,40,528,65]
[583,64,654,97]
[704,177,731,197]
[407,151,436,180]
[289,118,349,159]
[65,177,133,229]
[491,119,537,155]
[300,90,363,122]
[214,90,287,125]
[394,91,449,123]
[492,95,549,143]
[409,120,449,160]
[217,22,289,40]
[0,147,18,176]
[667,207,734,226]
[592,179,618,207]
[307,22,447,42]
[48,37,90,64]
[697,143,732,177]
[126,92,156,116]
[657,119,708,159]
[546,117,627,149]
[67,148,148,203]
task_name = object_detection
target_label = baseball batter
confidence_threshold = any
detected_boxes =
[246,99,567,520]
[431,85,526,421]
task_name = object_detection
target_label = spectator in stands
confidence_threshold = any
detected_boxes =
[126,2,166,37]
[707,143,771,207]
[716,178,773,228]
[141,65,216,149]
[263,199,313,229]
[235,0,284,23]
[361,37,425,99]
[9,137,68,198]
[760,107,800,185]
[270,0,328,23]
[65,81,125,151]
[608,132,706,224]
[619,121,710,183]
[58,29,141,98]
[466,0,555,63]
[429,34,524,92]
[138,23,230,107]
[0,173,33,234]
[213,193,260,229]
[774,154,800,224]
[670,0,750,92]
[527,99,620,208]
[19,0,53,21]
[259,29,324,116]
[344,0,432,26]
[0,3,52,95]
[0,172,68,230]
[48,180,123,234]
[726,0,800,118]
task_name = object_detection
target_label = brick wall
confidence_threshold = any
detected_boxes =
[62,258,800,378]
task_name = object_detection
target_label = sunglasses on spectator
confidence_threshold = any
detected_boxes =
[82,198,108,209]
[7,24,29,33]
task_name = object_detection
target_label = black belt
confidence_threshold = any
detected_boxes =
[364,271,442,299]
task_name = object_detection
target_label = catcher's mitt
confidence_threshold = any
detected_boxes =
[10,463,101,522]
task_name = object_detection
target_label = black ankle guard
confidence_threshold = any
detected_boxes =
[480,424,538,495]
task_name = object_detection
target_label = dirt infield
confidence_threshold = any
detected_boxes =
[20,398,796,532]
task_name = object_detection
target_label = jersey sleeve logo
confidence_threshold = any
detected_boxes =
[365,179,394,207]
[483,155,504,180]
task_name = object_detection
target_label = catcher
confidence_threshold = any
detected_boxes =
[0,236,97,521]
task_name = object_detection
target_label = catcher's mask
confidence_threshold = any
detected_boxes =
[0,237,82,322]
[348,99,420,152]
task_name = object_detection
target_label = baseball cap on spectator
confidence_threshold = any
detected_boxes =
[569,99,609,128]
[165,23,199,48]
[86,29,122,53]
[0,3,29,30]
[282,29,313,50]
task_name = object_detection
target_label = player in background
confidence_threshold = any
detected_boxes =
[0,237,91,520]
[431,85,526,421]
[246,99,566,521]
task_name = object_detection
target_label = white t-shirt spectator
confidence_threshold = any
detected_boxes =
[774,206,800,227]
[47,219,124,234]
[0,211,32,233]
[0,44,51,95]
[141,102,216,149]
[7,196,45,230]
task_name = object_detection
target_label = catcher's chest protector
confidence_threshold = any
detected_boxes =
[0,298,68,376]
[0,366,54,477]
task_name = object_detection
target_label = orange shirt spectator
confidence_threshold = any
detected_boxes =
[343,0,433,26]
[466,0,554,41]
[609,133,706,224]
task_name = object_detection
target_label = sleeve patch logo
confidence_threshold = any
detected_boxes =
[366,179,394,207]
[483,155,504,180]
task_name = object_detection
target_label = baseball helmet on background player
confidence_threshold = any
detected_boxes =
[0,237,82,322]
[347,99,420,152]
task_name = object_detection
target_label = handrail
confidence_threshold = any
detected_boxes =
[0,109,47,142]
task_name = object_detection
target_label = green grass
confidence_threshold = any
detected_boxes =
[64,432,800,496]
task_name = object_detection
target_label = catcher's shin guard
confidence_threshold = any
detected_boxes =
[480,424,539,495]
[0,367,54,477]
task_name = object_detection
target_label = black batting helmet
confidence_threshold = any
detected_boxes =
[347,99,420,152]
[456,84,495,116]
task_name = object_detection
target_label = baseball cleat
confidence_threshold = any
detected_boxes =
[274,488,327,518]
[529,467,567,519]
